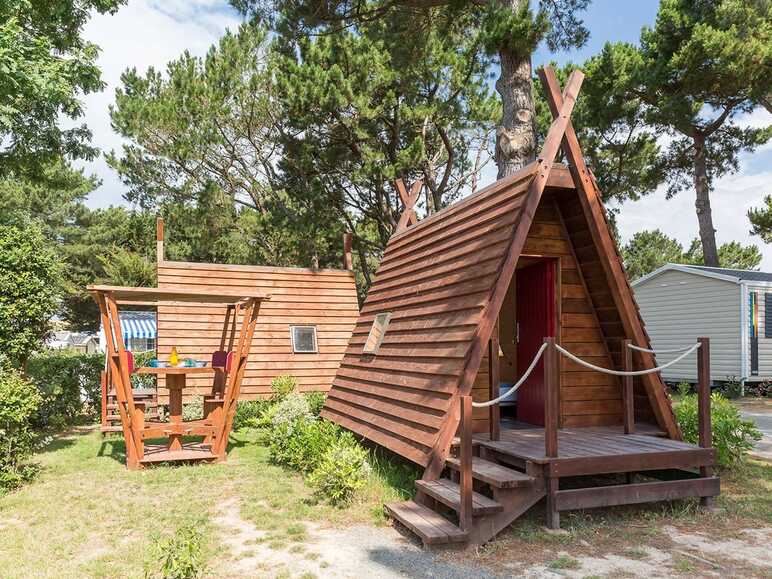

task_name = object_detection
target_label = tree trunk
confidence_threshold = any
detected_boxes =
[494,6,536,179]
[693,133,719,266]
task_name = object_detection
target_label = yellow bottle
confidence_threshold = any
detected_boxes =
[169,346,179,367]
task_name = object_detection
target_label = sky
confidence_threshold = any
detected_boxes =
[79,0,772,268]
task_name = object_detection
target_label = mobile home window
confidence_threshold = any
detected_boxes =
[766,294,772,338]
[363,313,391,354]
[291,326,318,353]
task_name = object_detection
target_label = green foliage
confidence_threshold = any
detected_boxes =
[0,224,63,367]
[26,351,103,429]
[308,438,372,506]
[182,397,203,422]
[0,364,42,492]
[719,378,743,400]
[579,0,771,263]
[306,391,326,416]
[270,418,342,474]
[676,381,692,398]
[270,374,298,401]
[232,399,272,431]
[622,229,761,280]
[674,392,762,468]
[0,0,124,180]
[748,195,772,244]
[144,521,207,579]
[131,350,156,389]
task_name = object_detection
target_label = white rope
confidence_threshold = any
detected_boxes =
[627,343,698,355]
[555,342,701,376]
[472,342,549,408]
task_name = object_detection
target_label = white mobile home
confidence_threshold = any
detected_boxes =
[633,264,772,384]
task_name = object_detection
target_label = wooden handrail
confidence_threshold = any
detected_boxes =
[622,338,635,434]
[544,338,559,458]
[459,395,473,532]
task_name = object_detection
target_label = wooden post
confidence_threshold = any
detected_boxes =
[544,337,559,458]
[622,339,635,434]
[488,321,501,441]
[343,232,353,270]
[697,337,713,507]
[459,395,473,533]
[100,370,108,432]
[156,217,164,264]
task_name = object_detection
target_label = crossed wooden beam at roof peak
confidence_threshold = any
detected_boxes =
[395,177,422,233]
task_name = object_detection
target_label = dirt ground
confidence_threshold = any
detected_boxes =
[208,492,772,578]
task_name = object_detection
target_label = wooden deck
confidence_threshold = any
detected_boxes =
[475,425,715,477]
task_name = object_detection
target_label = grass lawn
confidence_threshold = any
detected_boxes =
[0,427,414,578]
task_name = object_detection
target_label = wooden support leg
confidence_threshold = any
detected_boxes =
[546,476,560,530]
[697,337,714,508]
[167,375,184,452]
[131,405,145,466]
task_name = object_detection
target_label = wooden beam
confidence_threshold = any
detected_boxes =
[697,336,714,507]
[343,232,353,270]
[556,477,720,511]
[459,395,473,532]
[488,320,501,441]
[156,217,164,264]
[548,448,716,477]
[623,339,635,434]
[544,337,559,458]
[395,178,422,232]
[422,69,585,481]
[538,66,680,440]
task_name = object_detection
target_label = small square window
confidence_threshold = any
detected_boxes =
[291,326,318,353]
[363,313,391,354]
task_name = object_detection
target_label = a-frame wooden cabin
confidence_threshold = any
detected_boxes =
[322,67,718,546]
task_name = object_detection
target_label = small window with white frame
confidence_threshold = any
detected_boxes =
[363,312,391,354]
[291,325,318,353]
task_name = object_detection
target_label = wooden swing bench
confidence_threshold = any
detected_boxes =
[90,285,269,470]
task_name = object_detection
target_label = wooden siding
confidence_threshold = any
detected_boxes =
[634,269,742,381]
[322,167,539,466]
[156,261,359,402]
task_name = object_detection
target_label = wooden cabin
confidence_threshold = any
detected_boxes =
[322,68,718,547]
[154,221,359,402]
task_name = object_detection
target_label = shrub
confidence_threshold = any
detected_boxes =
[268,392,310,430]
[26,351,102,429]
[182,397,203,421]
[719,377,742,399]
[309,439,372,506]
[270,374,298,401]
[745,381,770,398]
[675,381,692,397]
[306,391,326,416]
[675,392,762,468]
[270,418,342,473]
[0,364,42,492]
[144,520,207,579]
[131,350,157,390]
[232,399,272,430]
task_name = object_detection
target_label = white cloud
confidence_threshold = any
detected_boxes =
[78,0,241,208]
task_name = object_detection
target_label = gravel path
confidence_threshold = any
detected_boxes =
[736,399,772,460]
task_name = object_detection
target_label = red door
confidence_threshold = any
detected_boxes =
[516,260,556,426]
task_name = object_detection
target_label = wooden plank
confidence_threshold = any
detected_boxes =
[384,501,468,545]
[556,478,720,511]
[415,478,502,516]
[446,456,534,488]
[549,448,716,477]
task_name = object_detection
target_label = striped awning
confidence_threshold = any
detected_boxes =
[120,315,156,343]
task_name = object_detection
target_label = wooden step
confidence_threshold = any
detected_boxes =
[139,444,217,464]
[416,478,502,516]
[100,425,122,433]
[384,500,468,545]
[446,456,535,488]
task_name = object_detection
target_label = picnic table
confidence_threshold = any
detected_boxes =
[89,285,270,470]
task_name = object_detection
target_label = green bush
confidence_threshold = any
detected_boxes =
[144,520,207,579]
[675,392,762,468]
[309,439,372,506]
[270,374,298,400]
[270,418,342,473]
[232,399,272,430]
[26,351,103,429]
[306,391,326,416]
[182,397,203,421]
[131,350,156,390]
[0,364,43,492]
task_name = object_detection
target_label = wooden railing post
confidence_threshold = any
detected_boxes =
[459,395,473,532]
[544,337,559,458]
[488,321,501,441]
[622,339,635,434]
[697,337,713,507]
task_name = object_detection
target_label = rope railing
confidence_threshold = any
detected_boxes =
[472,342,549,408]
[627,343,699,355]
[554,342,701,376]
